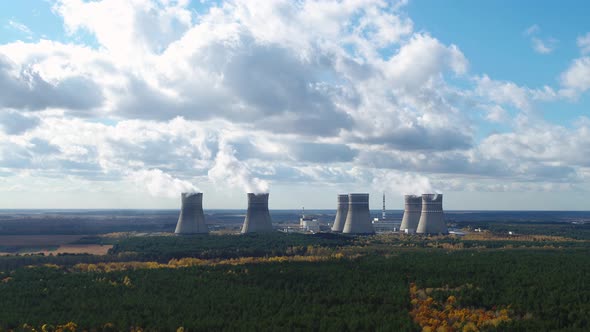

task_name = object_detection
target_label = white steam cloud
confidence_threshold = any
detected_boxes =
[128,169,198,198]
[208,141,269,193]
[372,171,437,195]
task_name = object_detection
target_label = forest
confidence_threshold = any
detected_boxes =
[0,233,589,331]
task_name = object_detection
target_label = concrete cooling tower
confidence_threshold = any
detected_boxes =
[400,195,422,233]
[241,193,273,233]
[331,194,349,232]
[175,192,209,234]
[416,194,448,234]
[342,193,374,234]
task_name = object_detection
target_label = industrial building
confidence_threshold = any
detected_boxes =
[372,219,399,232]
[175,192,209,234]
[400,195,422,234]
[241,193,274,233]
[300,208,320,233]
[342,193,374,234]
[331,194,349,232]
[416,194,448,234]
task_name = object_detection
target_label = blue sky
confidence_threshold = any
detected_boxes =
[408,0,590,127]
[0,1,62,42]
[0,0,589,210]
[410,0,588,82]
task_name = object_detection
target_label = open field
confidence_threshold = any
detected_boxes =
[38,244,113,256]
[0,235,85,246]
[0,235,112,255]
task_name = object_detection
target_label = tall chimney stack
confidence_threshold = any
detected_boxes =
[416,194,448,234]
[382,193,386,220]
[400,195,422,233]
[175,192,209,234]
[241,193,273,233]
[342,193,374,234]
[331,194,349,232]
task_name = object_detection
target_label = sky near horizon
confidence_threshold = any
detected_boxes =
[0,0,589,210]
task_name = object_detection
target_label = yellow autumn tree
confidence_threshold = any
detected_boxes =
[123,275,133,287]
[55,322,77,332]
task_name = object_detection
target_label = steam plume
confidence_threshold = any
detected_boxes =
[208,141,269,193]
[129,168,198,198]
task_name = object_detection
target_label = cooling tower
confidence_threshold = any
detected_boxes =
[175,192,209,234]
[400,195,422,233]
[342,193,374,234]
[241,193,273,233]
[416,194,448,234]
[331,194,349,232]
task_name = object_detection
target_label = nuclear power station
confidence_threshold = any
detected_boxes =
[175,192,209,234]
[400,195,422,233]
[241,193,274,233]
[170,190,448,236]
[331,194,349,232]
[342,193,374,234]
[416,194,448,234]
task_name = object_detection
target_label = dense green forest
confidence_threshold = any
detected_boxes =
[1,233,589,331]
[456,221,590,240]
[108,232,356,259]
[0,233,354,271]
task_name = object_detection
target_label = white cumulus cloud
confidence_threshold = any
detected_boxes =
[0,0,588,208]
[577,32,590,54]
[372,171,435,195]
[208,140,270,193]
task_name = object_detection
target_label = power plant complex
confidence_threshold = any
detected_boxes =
[175,191,448,235]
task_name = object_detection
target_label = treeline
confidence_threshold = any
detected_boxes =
[0,233,355,272]
[0,253,141,272]
[455,220,590,240]
[360,234,587,249]
[2,232,587,273]
[109,232,356,260]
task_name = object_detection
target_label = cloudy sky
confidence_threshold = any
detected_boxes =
[0,0,589,210]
